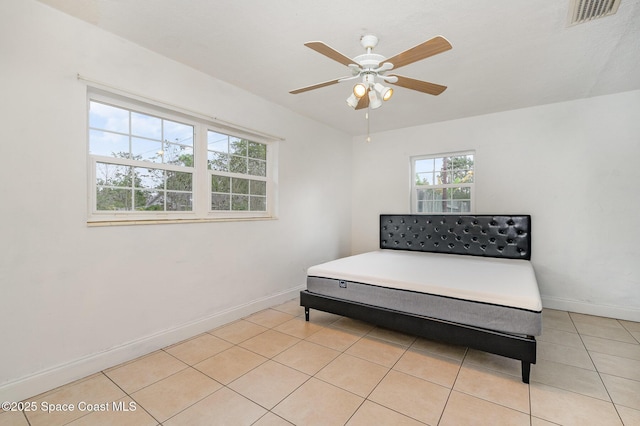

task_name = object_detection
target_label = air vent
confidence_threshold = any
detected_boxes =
[568,0,621,25]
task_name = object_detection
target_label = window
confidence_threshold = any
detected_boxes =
[208,131,268,212]
[87,92,276,223]
[411,151,474,213]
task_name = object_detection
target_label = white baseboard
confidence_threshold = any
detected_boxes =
[0,285,304,402]
[542,295,640,322]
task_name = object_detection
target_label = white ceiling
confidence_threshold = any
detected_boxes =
[38,0,640,136]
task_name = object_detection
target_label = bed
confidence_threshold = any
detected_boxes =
[300,214,541,383]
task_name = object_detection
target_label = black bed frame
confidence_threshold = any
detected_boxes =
[301,214,537,383]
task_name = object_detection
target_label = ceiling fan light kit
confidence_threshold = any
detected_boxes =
[368,89,382,109]
[374,83,393,101]
[353,82,368,98]
[290,33,452,112]
[346,93,359,108]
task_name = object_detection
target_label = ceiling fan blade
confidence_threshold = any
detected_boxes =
[389,75,447,95]
[304,41,359,67]
[384,36,452,70]
[355,91,370,110]
[289,78,341,94]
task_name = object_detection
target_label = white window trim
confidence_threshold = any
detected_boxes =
[86,89,279,224]
[410,150,475,214]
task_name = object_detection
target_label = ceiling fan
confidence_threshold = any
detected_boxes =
[290,34,452,110]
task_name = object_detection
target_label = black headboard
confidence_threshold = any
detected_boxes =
[380,214,531,260]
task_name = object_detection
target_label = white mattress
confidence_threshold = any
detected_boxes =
[307,250,542,312]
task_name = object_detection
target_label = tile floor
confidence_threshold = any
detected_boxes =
[2,300,639,425]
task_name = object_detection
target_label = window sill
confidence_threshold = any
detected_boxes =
[87,216,277,227]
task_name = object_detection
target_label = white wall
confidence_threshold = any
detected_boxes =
[0,0,352,400]
[351,90,640,322]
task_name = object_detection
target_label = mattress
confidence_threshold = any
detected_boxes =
[306,250,542,336]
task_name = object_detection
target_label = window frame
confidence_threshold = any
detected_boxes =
[410,150,475,214]
[207,131,272,217]
[87,90,277,224]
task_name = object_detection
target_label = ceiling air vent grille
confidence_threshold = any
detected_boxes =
[569,0,621,25]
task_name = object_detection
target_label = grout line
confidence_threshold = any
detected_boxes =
[568,313,628,426]
[436,347,466,425]
[100,371,163,426]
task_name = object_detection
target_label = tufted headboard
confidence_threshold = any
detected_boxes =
[380,214,531,260]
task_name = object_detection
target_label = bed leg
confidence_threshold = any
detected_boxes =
[522,361,531,384]
[304,307,309,322]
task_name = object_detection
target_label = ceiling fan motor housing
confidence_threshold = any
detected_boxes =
[360,34,379,50]
[354,53,386,70]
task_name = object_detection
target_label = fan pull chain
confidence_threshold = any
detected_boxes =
[365,110,371,143]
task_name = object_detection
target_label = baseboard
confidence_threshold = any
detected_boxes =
[542,295,640,322]
[0,285,304,402]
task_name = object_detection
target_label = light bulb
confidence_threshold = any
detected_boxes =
[374,83,393,101]
[353,83,367,98]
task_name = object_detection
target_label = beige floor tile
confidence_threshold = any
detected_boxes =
[531,358,610,401]
[574,322,636,344]
[591,352,640,381]
[463,349,522,377]
[440,391,530,426]
[0,410,29,426]
[239,329,300,358]
[619,319,640,332]
[543,308,571,320]
[25,373,127,426]
[164,333,233,365]
[330,317,376,335]
[538,326,584,349]
[66,396,157,426]
[366,326,417,347]
[244,308,295,328]
[531,417,561,425]
[228,360,309,409]
[393,348,461,388]
[270,298,305,317]
[616,405,640,426]
[410,337,467,362]
[163,387,266,426]
[272,378,363,426]
[600,373,640,410]
[273,340,340,375]
[104,351,187,394]
[570,312,625,328]
[305,326,362,351]
[315,353,389,397]
[252,412,294,425]
[542,309,577,333]
[209,319,268,344]
[537,340,595,370]
[17,303,640,426]
[193,346,267,384]
[346,400,425,426]
[368,370,449,425]
[24,372,103,401]
[582,335,640,361]
[454,364,530,413]
[530,382,622,425]
[273,317,323,339]
[345,336,406,368]
[130,367,221,422]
